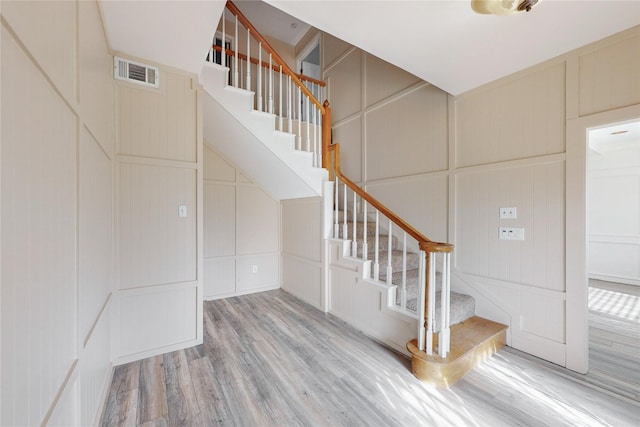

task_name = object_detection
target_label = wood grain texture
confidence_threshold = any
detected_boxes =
[102,289,639,426]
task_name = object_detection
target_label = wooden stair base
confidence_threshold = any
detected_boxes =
[407,316,507,388]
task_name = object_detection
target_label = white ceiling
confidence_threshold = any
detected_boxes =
[100,0,640,95]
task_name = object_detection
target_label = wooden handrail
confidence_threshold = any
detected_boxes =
[326,143,453,254]
[225,0,325,113]
[211,45,326,87]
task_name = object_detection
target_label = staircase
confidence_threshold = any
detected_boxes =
[205,0,508,388]
[200,62,327,200]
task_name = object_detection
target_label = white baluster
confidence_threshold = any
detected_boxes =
[209,35,213,63]
[234,15,239,87]
[246,28,251,91]
[288,76,292,133]
[297,86,302,151]
[417,251,426,351]
[401,232,407,309]
[342,183,348,240]
[334,177,340,239]
[257,43,262,111]
[268,54,273,114]
[386,220,393,285]
[316,107,322,168]
[305,97,310,152]
[374,211,380,280]
[221,10,225,66]
[314,106,319,167]
[351,190,357,257]
[426,252,436,356]
[362,201,368,261]
[279,66,283,130]
[439,252,451,358]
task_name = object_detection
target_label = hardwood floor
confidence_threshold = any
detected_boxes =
[102,289,639,427]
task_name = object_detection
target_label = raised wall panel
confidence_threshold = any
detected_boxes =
[579,35,640,117]
[204,145,235,182]
[282,198,321,261]
[204,182,236,257]
[119,163,197,288]
[2,0,77,103]
[1,25,78,426]
[367,175,448,243]
[325,49,362,122]
[365,53,420,107]
[366,85,448,181]
[322,33,352,68]
[117,286,198,358]
[79,0,110,150]
[236,254,279,292]
[236,186,279,255]
[333,116,362,182]
[79,128,112,341]
[204,258,236,297]
[283,255,322,308]
[456,63,566,168]
[117,72,197,162]
[455,162,565,291]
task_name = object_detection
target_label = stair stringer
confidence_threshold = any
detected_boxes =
[200,62,327,200]
[327,238,418,357]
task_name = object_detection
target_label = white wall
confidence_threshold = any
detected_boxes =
[203,145,280,299]
[1,1,113,424]
[314,26,640,369]
[588,139,640,285]
[114,61,203,365]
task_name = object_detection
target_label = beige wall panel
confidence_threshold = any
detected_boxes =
[456,63,565,168]
[519,291,565,343]
[333,117,362,182]
[579,35,640,116]
[79,128,112,341]
[119,163,196,288]
[117,72,196,162]
[282,198,321,261]
[203,181,236,257]
[365,53,421,107]
[236,186,279,254]
[203,258,236,297]
[367,176,448,243]
[366,85,448,181]
[118,286,197,357]
[80,307,111,426]
[79,0,110,150]
[323,33,352,68]
[455,162,565,291]
[1,26,78,426]
[282,256,322,308]
[204,144,236,181]
[237,254,279,292]
[2,0,76,102]
[326,49,362,122]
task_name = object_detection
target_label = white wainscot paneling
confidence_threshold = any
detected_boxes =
[333,117,362,182]
[589,240,640,284]
[47,375,80,427]
[119,163,196,289]
[1,25,78,427]
[236,253,279,292]
[79,128,112,342]
[236,185,279,255]
[366,85,448,181]
[79,303,112,426]
[117,284,198,361]
[455,161,565,291]
[203,181,235,257]
[367,175,448,243]
[282,198,321,260]
[204,257,236,298]
[325,48,362,122]
[282,254,322,309]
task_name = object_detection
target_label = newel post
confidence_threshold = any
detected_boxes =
[322,100,332,176]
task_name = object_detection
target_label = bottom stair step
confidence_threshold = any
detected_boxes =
[406,316,507,388]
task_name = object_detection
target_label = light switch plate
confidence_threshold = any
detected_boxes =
[500,207,517,219]
[178,204,187,218]
[499,227,525,240]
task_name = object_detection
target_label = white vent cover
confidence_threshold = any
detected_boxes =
[114,56,160,88]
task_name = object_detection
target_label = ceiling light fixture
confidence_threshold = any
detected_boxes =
[472,0,540,16]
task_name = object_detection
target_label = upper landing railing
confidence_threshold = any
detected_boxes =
[208,0,331,169]
[210,0,453,359]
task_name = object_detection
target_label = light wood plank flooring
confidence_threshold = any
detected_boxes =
[102,289,639,427]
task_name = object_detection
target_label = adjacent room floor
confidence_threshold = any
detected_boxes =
[102,288,639,426]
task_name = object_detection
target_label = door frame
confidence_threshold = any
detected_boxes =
[565,103,640,373]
